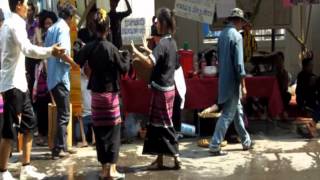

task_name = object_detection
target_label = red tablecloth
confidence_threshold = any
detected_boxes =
[121,76,283,117]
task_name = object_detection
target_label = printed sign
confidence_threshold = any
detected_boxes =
[174,0,216,24]
[121,18,146,45]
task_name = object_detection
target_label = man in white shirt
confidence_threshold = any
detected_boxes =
[0,0,65,179]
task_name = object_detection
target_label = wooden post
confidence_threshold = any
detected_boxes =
[67,104,73,149]
[48,103,56,149]
[48,103,73,149]
[305,5,312,45]
[300,5,305,44]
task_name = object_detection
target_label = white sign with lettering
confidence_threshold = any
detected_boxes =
[121,18,146,45]
[174,0,216,24]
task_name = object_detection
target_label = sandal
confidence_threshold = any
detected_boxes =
[147,156,168,170]
[100,173,125,180]
[148,160,166,170]
[109,173,125,180]
[173,157,182,170]
[77,142,88,148]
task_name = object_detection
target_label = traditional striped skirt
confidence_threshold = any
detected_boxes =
[149,89,175,127]
[143,88,179,156]
[91,92,121,127]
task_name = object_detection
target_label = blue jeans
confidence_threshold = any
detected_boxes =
[210,95,251,151]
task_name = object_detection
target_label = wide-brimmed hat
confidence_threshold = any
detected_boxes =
[228,8,248,22]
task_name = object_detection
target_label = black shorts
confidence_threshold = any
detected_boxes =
[1,88,37,140]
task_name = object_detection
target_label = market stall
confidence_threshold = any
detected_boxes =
[121,76,283,117]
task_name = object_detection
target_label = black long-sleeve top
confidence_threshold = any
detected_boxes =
[296,71,317,108]
[74,38,130,93]
[108,8,132,49]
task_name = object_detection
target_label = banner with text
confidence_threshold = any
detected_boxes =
[174,0,216,24]
[122,18,146,45]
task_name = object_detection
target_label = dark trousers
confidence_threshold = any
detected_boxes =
[51,83,70,151]
[94,125,121,164]
[25,58,40,97]
[172,95,182,132]
[34,96,51,137]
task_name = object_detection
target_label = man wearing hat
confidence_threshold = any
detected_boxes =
[209,8,254,156]
[44,1,78,160]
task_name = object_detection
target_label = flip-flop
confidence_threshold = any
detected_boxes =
[99,173,125,180]
[147,161,168,170]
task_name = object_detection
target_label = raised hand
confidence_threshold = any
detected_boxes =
[139,37,152,54]
[131,40,138,54]
[51,43,65,57]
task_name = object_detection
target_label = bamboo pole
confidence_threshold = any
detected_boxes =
[305,5,312,45]
[286,28,305,48]
[300,5,305,44]
[77,0,96,29]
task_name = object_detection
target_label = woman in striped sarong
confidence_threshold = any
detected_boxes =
[74,9,130,179]
[132,8,182,170]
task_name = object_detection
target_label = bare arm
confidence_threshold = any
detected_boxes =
[139,37,152,54]
[117,0,132,19]
[13,26,53,59]
[59,53,79,69]
[241,77,247,99]
[131,41,154,66]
